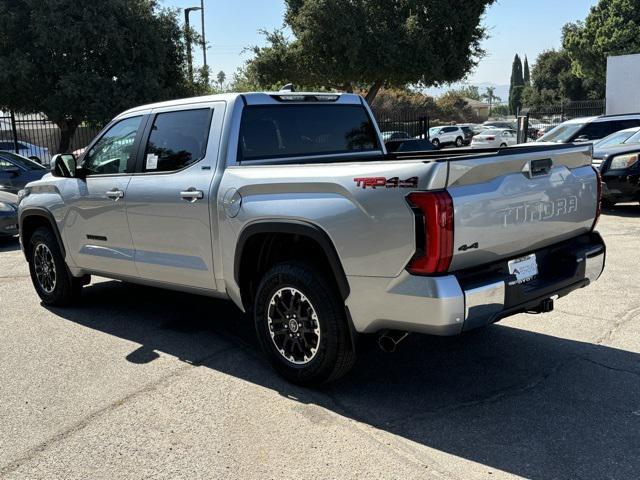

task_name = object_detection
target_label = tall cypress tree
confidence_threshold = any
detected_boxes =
[509,54,525,114]
[523,56,531,86]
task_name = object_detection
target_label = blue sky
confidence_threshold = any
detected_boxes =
[164,0,598,91]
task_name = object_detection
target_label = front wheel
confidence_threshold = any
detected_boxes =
[254,262,355,386]
[455,136,463,147]
[28,227,83,306]
[500,143,507,148]
[431,138,440,149]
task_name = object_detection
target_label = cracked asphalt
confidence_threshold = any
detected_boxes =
[1,205,639,480]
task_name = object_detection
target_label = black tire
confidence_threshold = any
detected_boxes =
[500,143,507,148]
[455,136,463,147]
[601,199,616,209]
[27,227,83,306]
[254,262,355,386]
[431,138,440,149]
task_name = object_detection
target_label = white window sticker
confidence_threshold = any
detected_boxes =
[146,153,158,170]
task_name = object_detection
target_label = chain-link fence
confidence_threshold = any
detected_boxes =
[0,112,103,166]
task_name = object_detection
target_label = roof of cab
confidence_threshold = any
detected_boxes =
[118,91,360,117]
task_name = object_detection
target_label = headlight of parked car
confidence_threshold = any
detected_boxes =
[610,153,639,169]
[17,188,30,204]
[0,202,16,213]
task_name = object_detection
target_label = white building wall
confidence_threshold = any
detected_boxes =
[606,54,640,115]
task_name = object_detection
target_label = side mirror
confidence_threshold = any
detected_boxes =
[574,135,589,143]
[51,153,78,178]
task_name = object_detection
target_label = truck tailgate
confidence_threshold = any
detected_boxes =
[446,144,598,271]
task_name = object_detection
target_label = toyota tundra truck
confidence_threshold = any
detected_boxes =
[18,92,606,385]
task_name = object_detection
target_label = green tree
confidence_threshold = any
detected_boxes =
[0,0,192,153]
[523,56,531,86]
[520,49,598,108]
[246,0,496,103]
[563,0,640,98]
[448,85,481,101]
[509,54,525,114]
[481,86,501,115]
[217,70,226,90]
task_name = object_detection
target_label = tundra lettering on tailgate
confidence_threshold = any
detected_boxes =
[498,196,578,227]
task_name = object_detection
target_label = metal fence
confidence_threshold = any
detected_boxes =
[521,100,606,140]
[371,107,431,139]
[0,112,103,166]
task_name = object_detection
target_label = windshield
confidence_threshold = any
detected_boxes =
[624,130,640,144]
[595,129,639,148]
[480,129,503,136]
[538,123,585,143]
[0,152,46,170]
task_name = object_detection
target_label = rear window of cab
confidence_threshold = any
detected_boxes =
[239,105,380,161]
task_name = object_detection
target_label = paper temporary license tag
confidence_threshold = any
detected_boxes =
[146,154,158,170]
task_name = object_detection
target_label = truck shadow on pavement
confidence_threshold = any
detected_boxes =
[47,280,640,480]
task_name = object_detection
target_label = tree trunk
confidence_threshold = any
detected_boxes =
[55,118,79,154]
[364,80,384,104]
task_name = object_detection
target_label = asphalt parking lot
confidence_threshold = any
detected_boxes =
[1,206,639,480]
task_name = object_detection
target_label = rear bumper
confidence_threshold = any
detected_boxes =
[346,232,605,335]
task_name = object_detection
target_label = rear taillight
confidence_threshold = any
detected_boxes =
[592,167,602,231]
[486,136,495,141]
[406,191,454,275]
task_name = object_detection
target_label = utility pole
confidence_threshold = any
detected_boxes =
[200,0,208,85]
[184,6,202,83]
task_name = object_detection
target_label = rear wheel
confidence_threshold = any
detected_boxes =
[500,143,507,148]
[254,262,355,386]
[455,136,463,147]
[27,227,83,306]
[602,199,616,208]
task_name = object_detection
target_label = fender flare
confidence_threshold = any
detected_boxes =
[19,207,66,258]
[234,220,350,300]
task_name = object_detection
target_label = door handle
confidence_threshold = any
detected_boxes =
[106,189,124,200]
[180,188,204,202]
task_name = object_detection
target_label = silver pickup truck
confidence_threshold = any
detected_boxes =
[18,92,605,385]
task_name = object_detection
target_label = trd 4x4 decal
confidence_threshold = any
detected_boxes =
[354,176,418,189]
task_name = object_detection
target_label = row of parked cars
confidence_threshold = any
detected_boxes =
[381,112,640,207]
[382,120,519,151]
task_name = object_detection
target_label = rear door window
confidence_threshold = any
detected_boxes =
[143,109,212,172]
[577,120,640,140]
[239,105,379,161]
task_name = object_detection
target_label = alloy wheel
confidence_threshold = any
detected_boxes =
[34,243,57,294]
[267,287,321,365]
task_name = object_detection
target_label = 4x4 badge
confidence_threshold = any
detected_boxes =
[458,242,479,252]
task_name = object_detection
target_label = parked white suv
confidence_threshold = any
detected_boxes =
[429,126,465,148]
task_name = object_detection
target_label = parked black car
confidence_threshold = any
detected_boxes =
[0,190,19,237]
[592,143,640,206]
[0,151,48,194]
[460,126,474,145]
[385,138,436,153]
